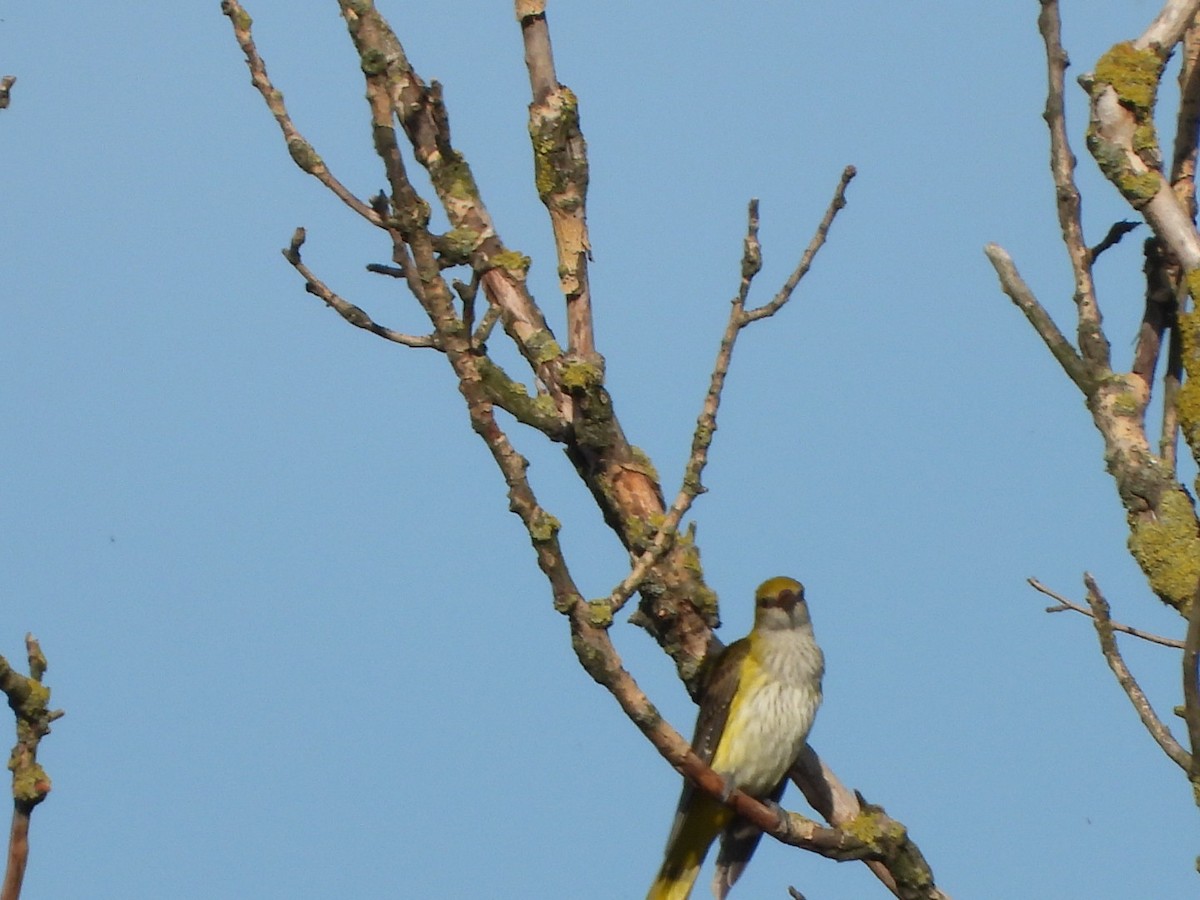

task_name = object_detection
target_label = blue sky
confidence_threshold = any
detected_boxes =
[1,2,1196,898]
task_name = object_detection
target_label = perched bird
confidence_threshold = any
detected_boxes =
[647,576,824,900]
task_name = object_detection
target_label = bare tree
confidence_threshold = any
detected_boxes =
[987,0,1200,828]
[222,1,945,896]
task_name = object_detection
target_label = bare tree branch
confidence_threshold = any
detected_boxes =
[0,635,62,900]
[1136,0,1200,51]
[983,244,1094,393]
[1182,581,1200,791]
[518,2,594,360]
[221,2,382,227]
[990,2,1200,614]
[611,171,856,617]
[1038,0,1110,369]
[282,228,441,348]
[1085,9,1200,271]
[1083,574,1192,771]
[1029,577,1185,648]
[1088,220,1141,262]
[743,167,856,323]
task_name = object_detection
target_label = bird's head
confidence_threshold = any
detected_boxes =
[753,576,811,631]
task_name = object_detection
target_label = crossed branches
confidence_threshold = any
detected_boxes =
[223,2,945,895]
[986,0,1200,812]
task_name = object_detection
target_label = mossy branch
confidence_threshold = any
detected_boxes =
[0,635,63,900]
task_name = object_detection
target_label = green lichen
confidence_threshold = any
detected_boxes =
[228,6,252,30]
[359,48,388,76]
[525,329,562,365]
[560,359,603,392]
[586,599,614,628]
[677,536,704,577]
[1185,268,1200,302]
[437,227,479,265]
[529,87,586,201]
[1127,487,1200,609]
[490,249,532,274]
[1119,170,1162,201]
[476,357,560,428]
[530,510,561,543]
[1110,392,1141,417]
[286,138,321,173]
[438,152,480,202]
[10,763,50,804]
[1086,42,1167,205]
[691,584,719,620]
[629,446,660,482]
[1093,42,1163,111]
[1177,308,1200,458]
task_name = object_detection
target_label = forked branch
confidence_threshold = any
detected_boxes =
[0,635,62,900]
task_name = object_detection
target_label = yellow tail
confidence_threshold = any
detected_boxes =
[647,793,732,900]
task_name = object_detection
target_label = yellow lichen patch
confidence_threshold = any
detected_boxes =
[1094,42,1164,112]
[1127,488,1200,609]
[586,599,614,628]
[530,510,561,543]
[524,330,562,366]
[560,359,603,392]
[1177,306,1200,459]
[490,249,532,274]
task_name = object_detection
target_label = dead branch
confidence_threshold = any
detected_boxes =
[518,2,594,359]
[222,3,381,226]
[989,0,1200,614]
[283,228,441,348]
[1183,581,1200,789]
[1088,220,1141,262]
[1038,0,1110,370]
[1083,574,1191,771]
[982,244,1094,392]
[0,635,63,900]
[1029,577,1184,648]
[610,171,856,618]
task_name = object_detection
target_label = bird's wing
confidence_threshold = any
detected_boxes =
[692,637,748,766]
[660,638,748,852]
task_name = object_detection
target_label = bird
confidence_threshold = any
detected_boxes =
[646,576,824,900]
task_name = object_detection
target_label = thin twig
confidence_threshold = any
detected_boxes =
[366,263,406,279]
[1087,220,1141,261]
[221,1,382,227]
[1038,0,1110,371]
[743,166,856,323]
[608,170,857,616]
[1161,320,1183,466]
[1083,574,1192,771]
[1182,580,1200,784]
[1029,577,1184,648]
[282,229,441,349]
[983,245,1094,393]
